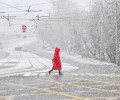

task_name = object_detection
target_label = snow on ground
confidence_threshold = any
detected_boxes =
[61,52,116,66]
[0,35,117,78]
[30,49,116,67]
[0,37,78,77]
[0,50,78,77]
[23,41,116,67]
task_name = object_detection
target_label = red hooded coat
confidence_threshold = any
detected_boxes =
[52,47,62,70]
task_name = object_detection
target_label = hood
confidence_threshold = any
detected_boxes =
[55,47,60,52]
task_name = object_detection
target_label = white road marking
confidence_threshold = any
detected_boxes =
[23,72,32,76]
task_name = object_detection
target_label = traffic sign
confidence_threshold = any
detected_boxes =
[22,25,27,30]
[22,25,27,32]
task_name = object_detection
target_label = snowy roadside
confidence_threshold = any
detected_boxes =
[19,41,117,67]
[61,52,117,66]
[24,49,116,67]
[0,50,9,59]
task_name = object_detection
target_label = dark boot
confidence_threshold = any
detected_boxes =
[59,70,63,75]
[48,69,53,75]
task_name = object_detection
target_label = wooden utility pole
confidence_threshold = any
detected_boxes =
[115,1,119,65]
[100,0,103,61]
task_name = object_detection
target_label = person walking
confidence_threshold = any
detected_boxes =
[48,47,63,75]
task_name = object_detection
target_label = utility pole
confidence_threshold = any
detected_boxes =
[115,1,119,65]
[100,0,103,61]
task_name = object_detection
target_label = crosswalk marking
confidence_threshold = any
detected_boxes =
[23,72,32,76]
[31,73,39,76]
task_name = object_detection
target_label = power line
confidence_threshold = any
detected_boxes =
[0,2,25,12]
[0,3,90,13]
[0,2,52,9]
[0,2,35,16]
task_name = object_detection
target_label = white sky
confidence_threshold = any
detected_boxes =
[0,0,91,13]
[74,0,91,11]
[0,0,91,35]
[74,0,91,6]
[0,0,91,20]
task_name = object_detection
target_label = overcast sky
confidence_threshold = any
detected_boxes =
[0,0,91,20]
[0,0,91,11]
[0,0,91,35]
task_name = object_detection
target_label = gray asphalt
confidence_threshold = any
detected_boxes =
[0,69,120,100]
[0,50,120,100]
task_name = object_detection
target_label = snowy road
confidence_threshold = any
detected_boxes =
[0,37,120,100]
[0,50,78,77]
[0,37,78,77]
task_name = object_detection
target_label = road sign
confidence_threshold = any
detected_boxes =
[22,25,27,31]
[22,25,27,32]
